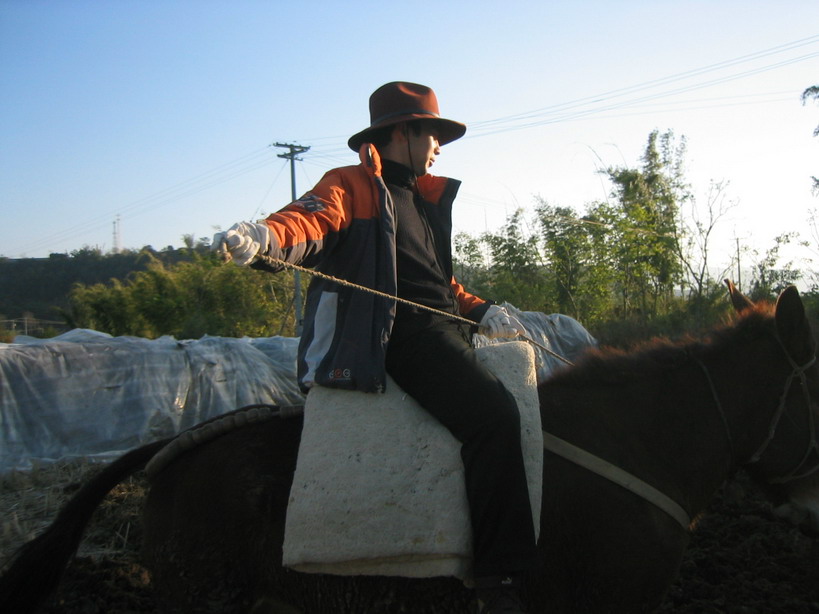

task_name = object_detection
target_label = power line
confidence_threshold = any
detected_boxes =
[250,159,290,221]
[9,36,817,257]
[467,35,819,131]
[7,147,279,257]
[468,51,819,138]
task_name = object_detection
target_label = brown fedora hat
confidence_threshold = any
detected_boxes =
[347,81,466,151]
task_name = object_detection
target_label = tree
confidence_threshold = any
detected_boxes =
[747,232,803,301]
[534,200,612,323]
[674,180,736,325]
[453,232,490,296]
[604,130,688,319]
[535,202,585,315]
[478,209,552,311]
[802,85,819,195]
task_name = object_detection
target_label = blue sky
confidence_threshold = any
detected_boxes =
[1,1,818,277]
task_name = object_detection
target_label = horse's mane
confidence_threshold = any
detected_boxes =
[548,302,776,388]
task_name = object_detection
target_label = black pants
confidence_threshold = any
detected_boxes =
[385,321,540,577]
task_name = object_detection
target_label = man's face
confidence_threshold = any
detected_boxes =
[381,122,442,176]
[408,124,441,176]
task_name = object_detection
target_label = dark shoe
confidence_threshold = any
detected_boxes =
[475,576,527,614]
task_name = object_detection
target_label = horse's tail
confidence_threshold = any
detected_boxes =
[0,437,171,614]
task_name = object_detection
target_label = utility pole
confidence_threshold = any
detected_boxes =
[112,215,122,253]
[274,142,310,336]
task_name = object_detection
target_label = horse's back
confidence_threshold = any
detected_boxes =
[143,415,302,612]
[142,414,478,613]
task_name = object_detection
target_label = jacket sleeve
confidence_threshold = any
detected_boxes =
[257,166,371,270]
[450,277,493,322]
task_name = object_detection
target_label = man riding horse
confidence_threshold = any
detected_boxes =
[215,81,539,614]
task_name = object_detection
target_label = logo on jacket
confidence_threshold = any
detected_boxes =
[296,194,325,213]
[328,367,352,382]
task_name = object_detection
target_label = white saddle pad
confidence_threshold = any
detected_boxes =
[282,341,542,582]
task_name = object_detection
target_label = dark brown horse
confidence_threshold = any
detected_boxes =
[2,283,819,613]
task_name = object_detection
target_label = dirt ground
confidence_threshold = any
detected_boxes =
[2,460,818,613]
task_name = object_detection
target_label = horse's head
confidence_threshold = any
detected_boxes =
[726,281,819,536]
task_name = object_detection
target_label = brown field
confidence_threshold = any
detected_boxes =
[2,461,818,613]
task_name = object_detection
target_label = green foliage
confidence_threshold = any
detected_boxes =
[0,248,148,323]
[591,287,740,349]
[66,253,302,338]
[603,130,688,318]
[479,209,553,312]
[0,244,220,324]
[746,232,804,302]
[535,200,612,324]
[451,127,816,342]
[453,232,491,295]
[453,130,695,329]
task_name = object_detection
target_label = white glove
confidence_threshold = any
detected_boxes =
[479,305,526,339]
[212,221,272,266]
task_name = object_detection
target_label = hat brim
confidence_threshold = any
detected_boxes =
[348,115,466,152]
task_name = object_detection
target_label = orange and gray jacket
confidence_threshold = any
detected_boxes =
[255,145,489,393]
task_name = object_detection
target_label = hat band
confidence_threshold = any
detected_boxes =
[370,107,440,127]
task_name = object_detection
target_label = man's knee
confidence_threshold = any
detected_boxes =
[473,389,521,440]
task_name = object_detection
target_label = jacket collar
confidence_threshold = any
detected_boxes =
[359,144,383,177]
[357,143,458,205]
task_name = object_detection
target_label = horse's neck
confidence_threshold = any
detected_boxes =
[633,363,738,517]
[697,335,793,479]
[545,346,764,519]
[677,335,788,510]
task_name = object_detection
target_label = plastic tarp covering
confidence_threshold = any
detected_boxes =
[0,329,304,471]
[0,310,595,472]
[473,304,597,382]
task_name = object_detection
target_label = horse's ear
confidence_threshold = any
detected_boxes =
[775,286,815,362]
[724,279,754,313]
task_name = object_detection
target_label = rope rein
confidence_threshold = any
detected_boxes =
[747,334,819,483]
[694,357,735,465]
[253,252,574,366]
[695,332,819,485]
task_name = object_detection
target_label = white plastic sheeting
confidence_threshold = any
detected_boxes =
[0,309,595,472]
[0,329,304,471]
[474,304,597,381]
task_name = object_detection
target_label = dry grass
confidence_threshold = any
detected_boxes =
[0,460,157,612]
[0,459,148,570]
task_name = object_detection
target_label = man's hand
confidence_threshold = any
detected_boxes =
[212,222,272,266]
[479,305,526,339]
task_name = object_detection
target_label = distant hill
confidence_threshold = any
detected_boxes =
[0,247,204,328]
